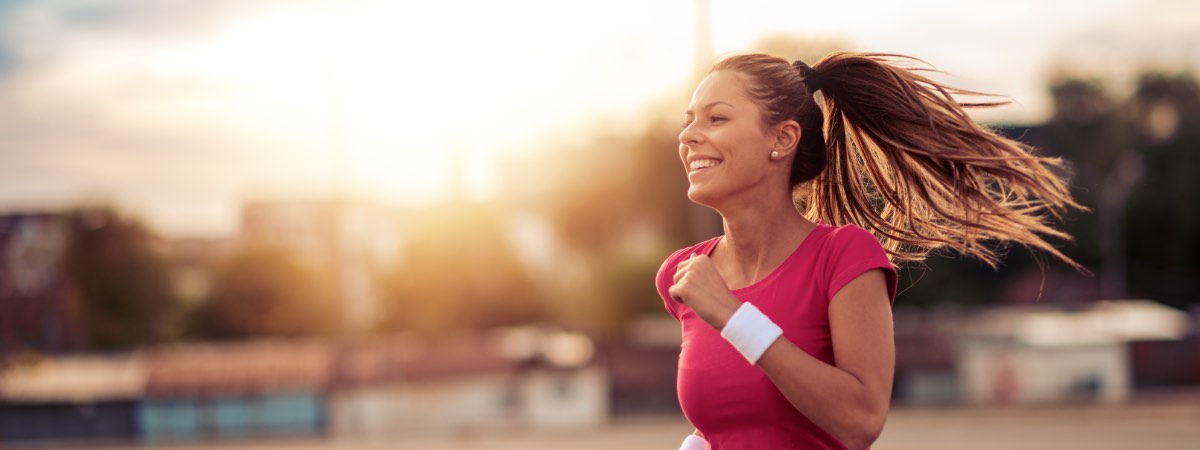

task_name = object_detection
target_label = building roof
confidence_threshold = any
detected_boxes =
[959,300,1190,347]
[2,330,598,400]
[0,353,145,402]
[143,340,331,396]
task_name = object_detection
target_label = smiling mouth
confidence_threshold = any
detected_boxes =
[689,159,721,173]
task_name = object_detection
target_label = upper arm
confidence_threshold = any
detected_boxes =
[828,269,894,401]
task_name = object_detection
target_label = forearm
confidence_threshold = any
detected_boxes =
[756,337,891,449]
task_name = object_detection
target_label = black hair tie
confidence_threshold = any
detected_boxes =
[793,60,823,93]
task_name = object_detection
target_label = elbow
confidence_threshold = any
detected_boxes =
[834,410,887,450]
[840,432,882,450]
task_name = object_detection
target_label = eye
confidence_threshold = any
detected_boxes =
[710,115,727,124]
[681,120,693,130]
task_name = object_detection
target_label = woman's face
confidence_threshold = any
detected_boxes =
[678,70,777,207]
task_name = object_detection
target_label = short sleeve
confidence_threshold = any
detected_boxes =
[656,238,720,321]
[824,225,898,303]
[656,247,691,321]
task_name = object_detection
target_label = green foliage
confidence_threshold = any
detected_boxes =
[1116,73,1200,307]
[189,246,338,340]
[590,251,675,336]
[376,203,545,336]
[546,120,694,253]
[62,207,179,350]
[535,117,698,335]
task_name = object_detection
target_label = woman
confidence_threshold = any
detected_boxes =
[657,53,1083,449]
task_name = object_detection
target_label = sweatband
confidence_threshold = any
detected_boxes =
[679,434,707,450]
[721,302,783,365]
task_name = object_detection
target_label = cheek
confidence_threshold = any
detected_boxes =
[713,129,761,160]
[740,130,777,160]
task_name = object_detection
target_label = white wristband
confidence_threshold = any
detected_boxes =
[679,434,707,450]
[720,302,783,365]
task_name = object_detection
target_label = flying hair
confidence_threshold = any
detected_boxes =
[712,52,1087,270]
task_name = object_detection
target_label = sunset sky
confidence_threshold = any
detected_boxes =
[1,0,1197,237]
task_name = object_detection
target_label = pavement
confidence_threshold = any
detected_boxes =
[18,391,1200,450]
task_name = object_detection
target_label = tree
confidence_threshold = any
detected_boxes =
[1118,72,1200,307]
[62,207,179,349]
[376,203,545,336]
[189,246,338,340]
[896,70,1200,308]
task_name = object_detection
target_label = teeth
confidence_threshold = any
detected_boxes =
[690,159,720,170]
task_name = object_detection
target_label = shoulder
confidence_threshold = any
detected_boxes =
[655,237,720,291]
[812,223,888,257]
[824,223,881,246]
[813,223,897,301]
[657,237,720,275]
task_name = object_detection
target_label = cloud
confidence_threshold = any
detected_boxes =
[0,0,333,235]
[2,0,1198,237]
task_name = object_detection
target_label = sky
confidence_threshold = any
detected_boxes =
[1,0,1198,237]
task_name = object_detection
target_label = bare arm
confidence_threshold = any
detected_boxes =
[756,269,893,450]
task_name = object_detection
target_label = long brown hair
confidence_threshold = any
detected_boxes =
[712,52,1085,269]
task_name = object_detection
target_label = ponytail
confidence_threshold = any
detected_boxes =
[713,52,1085,269]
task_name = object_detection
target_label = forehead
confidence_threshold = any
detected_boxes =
[688,70,755,112]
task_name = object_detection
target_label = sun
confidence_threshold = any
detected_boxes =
[146,0,696,205]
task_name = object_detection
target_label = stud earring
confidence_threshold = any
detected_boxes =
[771,151,780,160]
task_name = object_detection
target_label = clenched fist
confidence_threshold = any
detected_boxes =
[669,253,742,330]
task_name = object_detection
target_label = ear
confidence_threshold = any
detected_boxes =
[771,120,801,158]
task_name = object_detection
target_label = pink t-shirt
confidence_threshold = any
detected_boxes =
[656,223,897,449]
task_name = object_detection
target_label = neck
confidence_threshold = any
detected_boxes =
[711,183,815,285]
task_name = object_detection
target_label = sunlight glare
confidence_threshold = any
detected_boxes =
[145,0,695,205]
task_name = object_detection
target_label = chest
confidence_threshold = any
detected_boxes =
[679,274,834,372]
[674,273,835,434]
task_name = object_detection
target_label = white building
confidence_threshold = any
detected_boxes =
[956,300,1189,405]
[329,329,608,438]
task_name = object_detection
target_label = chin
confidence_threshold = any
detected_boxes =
[686,185,721,208]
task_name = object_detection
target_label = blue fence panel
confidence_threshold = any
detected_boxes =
[137,392,325,442]
[260,392,323,436]
[138,398,200,442]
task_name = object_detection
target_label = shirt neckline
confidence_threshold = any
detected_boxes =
[704,223,830,296]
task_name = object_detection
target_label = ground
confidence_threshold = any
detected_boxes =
[18,390,1200,449]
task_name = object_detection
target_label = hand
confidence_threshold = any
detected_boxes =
[668,253,741,329]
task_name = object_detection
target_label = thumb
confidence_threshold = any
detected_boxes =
[667,283,686,303]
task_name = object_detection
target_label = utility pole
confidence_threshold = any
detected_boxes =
[689,0,723,242]
[1098,151,1143,300]
[692,0,714,83]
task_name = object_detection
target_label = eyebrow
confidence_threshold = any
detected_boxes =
[685,101,734,115]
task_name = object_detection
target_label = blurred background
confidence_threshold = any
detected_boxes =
[1,0,1199,448]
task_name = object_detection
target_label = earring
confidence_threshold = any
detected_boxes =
[771,151,779,160]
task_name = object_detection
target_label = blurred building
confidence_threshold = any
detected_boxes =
[140,340,331,442]
[330,328,607,438]
[239,198,405,332]
[893,307,962,405]
[894,300,1194,406]
[0,353,143,442]
[605,315,685,415]
[0,329,606,444]
[0,212,84,357]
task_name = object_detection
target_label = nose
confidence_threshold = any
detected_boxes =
[679,122,700,146]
